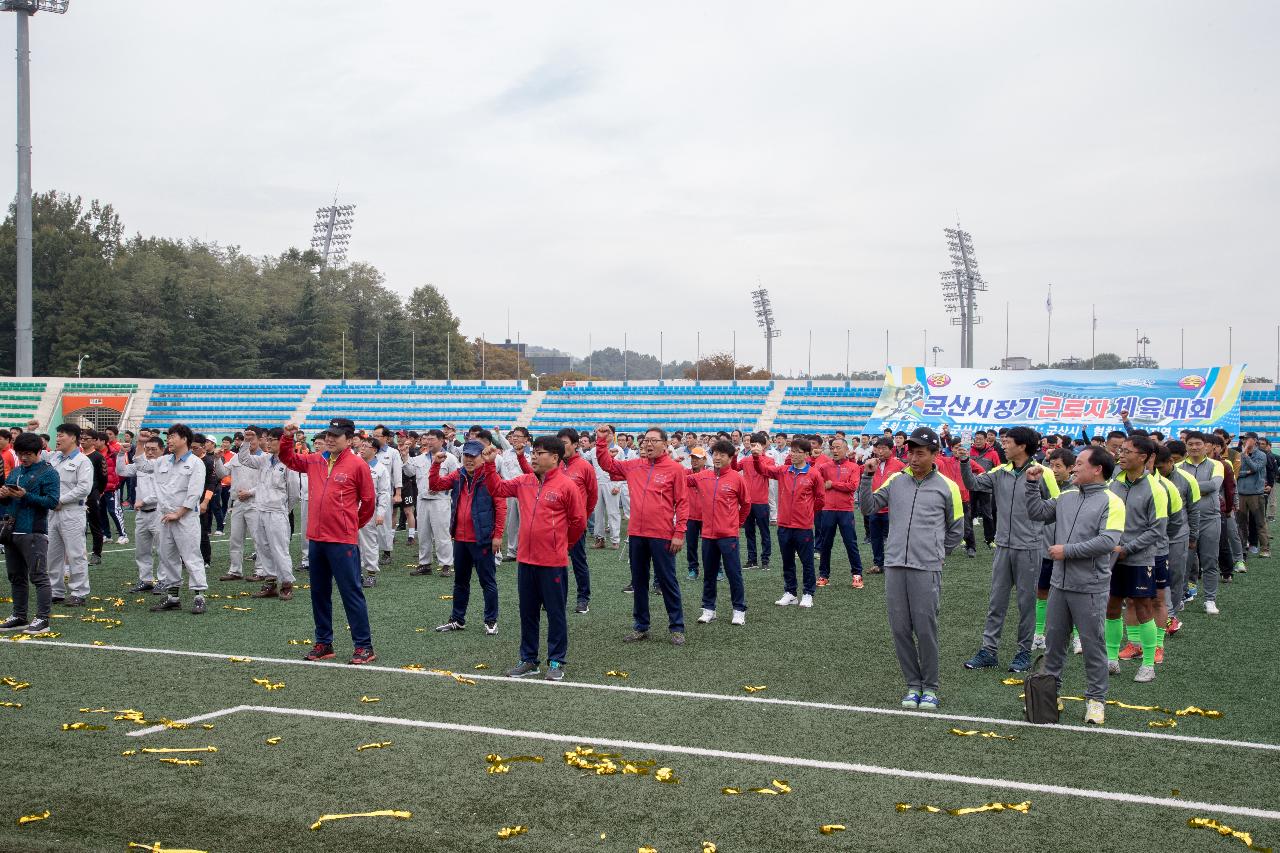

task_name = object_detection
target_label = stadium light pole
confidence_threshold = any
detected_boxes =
[751,287,780,378]
[75,352,87,378]
[932,345,944,367]
[941,224,987,369]
[311,198,355,269]
[5,0,68,377]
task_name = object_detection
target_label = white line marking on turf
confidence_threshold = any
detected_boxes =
[102,532,304,555]
[20,639,1280,753]
[128,703,1280,822]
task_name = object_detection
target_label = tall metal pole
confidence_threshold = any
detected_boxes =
[807,330,812,377]
[884,329,889,366]
[481,337,486,382]
[1005,302,1010,362]
[1091,304,1096,369]
[696,331,700,384]
[341,331,346,381]
[376,332,381,382]
[14,9,33,376]
[623,333,628,383]
[1045,284,1052,367]
[659,331,664,382]
[845,328,850,378]
[446,334,451,383]
[410,330,415,384]
[732,331,736,382]
[1228,326,1233,364]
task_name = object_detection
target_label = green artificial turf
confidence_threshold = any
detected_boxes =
[0,514,1277,852]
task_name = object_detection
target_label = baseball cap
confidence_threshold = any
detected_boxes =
[441,422,454,430]
[462,440,484,457]
[325,417,356,437]
[905,426,940,451]
[689,447,707,459]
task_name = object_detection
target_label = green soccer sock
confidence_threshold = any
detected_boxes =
[1035,599,1046,635]
[1156,624,1167,651]
[1105,618,1124,662]
[1139,619,1158,667]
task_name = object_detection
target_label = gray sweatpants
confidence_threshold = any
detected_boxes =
[1224,512,1244,564]
[1166,537,1189,615]
[503,497,520,560]
[1191,514,1221,602]
[226,502,257,577]
[158,512,207,593]
[884,566,942,693]
[1042,587,1108,701]
[47,506,89,599]
[981,546,1040,656]
[417,499,453,567]
[256,511,294,585]
[133,509,160,584]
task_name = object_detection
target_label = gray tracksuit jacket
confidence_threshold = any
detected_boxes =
[1108,471,1168,568]
[857,466,964,571]
[960,458,1060,549]
[1024,480,1124,593]
[1166,467,1201,543]
[1179,456,1223,521]
[236,448,300,515]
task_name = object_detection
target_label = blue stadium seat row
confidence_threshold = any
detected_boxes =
[546,386,770,397]
[321,384,528,395]
[152,384,310,393]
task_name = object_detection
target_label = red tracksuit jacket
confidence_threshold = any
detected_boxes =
[485,463,585,567]
[518,449,598,516]
[429,464,508,544]
[686,466,751,539]
[278,439,375,545]
[595,438,689,539]
[934,454,982,502]
[816,457,860,512]
[730,453,770,504]
[752,454,825,529]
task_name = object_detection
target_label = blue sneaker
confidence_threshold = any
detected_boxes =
[687,569,698,580]
[901,691,922,709]
[544,661,565,682]
[1184,583,1197,602]
[963,648,999,670]
[1008,650,1032,673]
[918,691,940,710]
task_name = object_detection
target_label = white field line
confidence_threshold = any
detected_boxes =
[101,532,304,555]
[18,639,1279,753]
[127,703,1280,822]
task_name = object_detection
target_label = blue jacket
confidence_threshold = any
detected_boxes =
[1,459,61,535]
[449,469,497,544]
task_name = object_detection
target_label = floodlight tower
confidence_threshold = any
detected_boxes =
[751,286,780,378]
[311,199,356,269]
[940,224,987,368]
[4,0,69,377]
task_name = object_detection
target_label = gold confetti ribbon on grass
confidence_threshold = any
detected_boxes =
[0,701,20,708]
[474,664,489,670]
[222,606,252,612]
[639,847,657,853]
[743,685,767,693]
[158,759,202,767]
[1175,706,1224,718]
[896,801,1031,816]
[439,594,453,600]
[265,737,282,745]
[228,657,252,663]
[62,722,106,731]
[428,668,478,686]
[128,843,208,853]
[496,825,528,839]
[1001,677,1024,685]
[121,750,136,756]
[654,767,679,784]
[1149,720,1178,729]
[949,728,1018,741]
[309,810,412,831]
[16,810,50,825]
[287,639,313,646]
[356,741,393,752]
[487,753,543,774]
[1187,817,1272,851]
[401,664,425,671]
[724,779,789,795]
[3,676,30,690]
[141,747,217,755]
[360,696,381,703]
[820,824,846,834]
[702,843,716,853]
[252,678,284,691]
[605,670,629,678]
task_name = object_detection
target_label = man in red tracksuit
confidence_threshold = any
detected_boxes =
[816,436,865,588]
[688,439,751,626]
[279,418,377,665]
[935,434,982,557]
[683,447,709,579]
[751,437,825,609]
[732,431,772,570]
[595,425,690,645]
[517,428,597,613]
[483,438,586,681]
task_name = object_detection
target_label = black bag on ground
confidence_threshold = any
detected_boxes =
[1023,654,1059,724]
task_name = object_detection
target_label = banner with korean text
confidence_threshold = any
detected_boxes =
[862,365,1245,437]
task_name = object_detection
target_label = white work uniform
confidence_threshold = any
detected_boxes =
[117,452,159,584]
[136,451,208,593]
[406,452,458,567]
[767,445,789,522]
[298,472,309,564]
[46,448,93,598]
[375,444,402,552]
[224,449,261,577]
[615,446,638,519]
[360,458,392,577]
[496,446,528,560]
[591,444,622,544]
[236,447,300,585]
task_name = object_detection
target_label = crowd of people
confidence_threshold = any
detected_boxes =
[2,412,1273,723]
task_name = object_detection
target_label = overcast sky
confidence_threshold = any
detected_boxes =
[5,1,1278,377]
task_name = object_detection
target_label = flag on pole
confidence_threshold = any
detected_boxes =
[1046,284,1053,314]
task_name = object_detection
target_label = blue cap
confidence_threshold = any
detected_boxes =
[462,440,485,457]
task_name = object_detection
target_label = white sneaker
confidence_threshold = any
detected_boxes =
[799,594,814,608]
[1071,634,1083,655]
[485,622,498,635]
[1107,660,1121,676]
[1205,600,1220,615]
[697,608,716,624]
[1032,633,1046,651]
[775,592,798,606]
[731,610,746,626]
[1134,664,1156,683]
[1084,699,1105,726]
[116,536,129,545]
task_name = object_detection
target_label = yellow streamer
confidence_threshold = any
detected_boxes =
[820,824,847,834]
[222,606,252,612]
[62,722,106,731]
[1001,677,1024,685]
[140,747,217,755]
[606,670,629,678]
[401,664,425,671]
[265,737,282,745]
[17,810,50,825]
[949,728,1018,741]
[897,801,1031,816]
[702,843,717,853]
[439,594,453,600]
[1187,817,1272,852]
[122,750,137,756]
[743,685,767,693]
[287,639,313,645]
[474,664,489,670]
[721,787,742,795]
[497,825,528,839]
[356,741,392,752]
[92,640,105,646]
[309,809,412,831]
[360,696,381,703]
[228,657,252,663]
[0,701,20,708]
[251,678,284,691]
[654,767,679,784]
[158,759,202,766]
[639,847,657,853]
[1175,706,1225,718]
[201,724,214,730]
[3,676,30,691]
[1149,720,1178,728]
[127,844,208,853]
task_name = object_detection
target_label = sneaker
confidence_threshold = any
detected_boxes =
[0,616,28,631]
[299,561,310,572]
[212,529,223,536]
[731,610,746,626]
[901,691,921,709]
[798,594,814,608]
[1107,659,1121,675]
[1154,647,1165,664]
[51,596,64,604]
[775,592,798,606]
[1234,560,1247,573]
[868,566,883,574]
[592,537,605,550]
[246,574,269,583]
[279,583,294,601]
[505,661,540,678]
[379,551,392,565]
[1071,634,1083,655]
[1134,664,1155,683]
[545,662,565,681]
[66,595,88,607]
[1184,584,1197,602]
[149,596,181,612]
[88,554,101,566]
[1032,633,1047,651]
[1204,600,1220,615]
[304,642,335,661]
[697,608,716,624]
[1166,616,1182,635]
[651,585,661,595]
[851,576,864,589]
[129,580,155,593]
[608,542,620,550]
[434,620,465,632]
[1084,699,1105,726]
[575,601,589,614]
[621,584,634,594]
[252,583,279,598]
[918,691,940,710]
[219,572,243,582]
[151,586,165,595]
[965,547,977,558]
[622,630,649,643]
[116,535,129,545]
[963,648,998,670]
[1222,574,1233,584]
[361,575,377,588]
[687,569,698,580]
[485,622,498,635]
[410,564,433,576]
[350,647,377,665]
[1249,545,1259,555]
[438,566,454,578]
[760,561,770,572]
[816,577,829,587]
[743,561,759,570]
[1008,650,1032,673]
[190,596,206,615]
[670,632,686,646]
[24,617,50,634]
[1118,642,1142,661]
[1262,549,1271,558]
